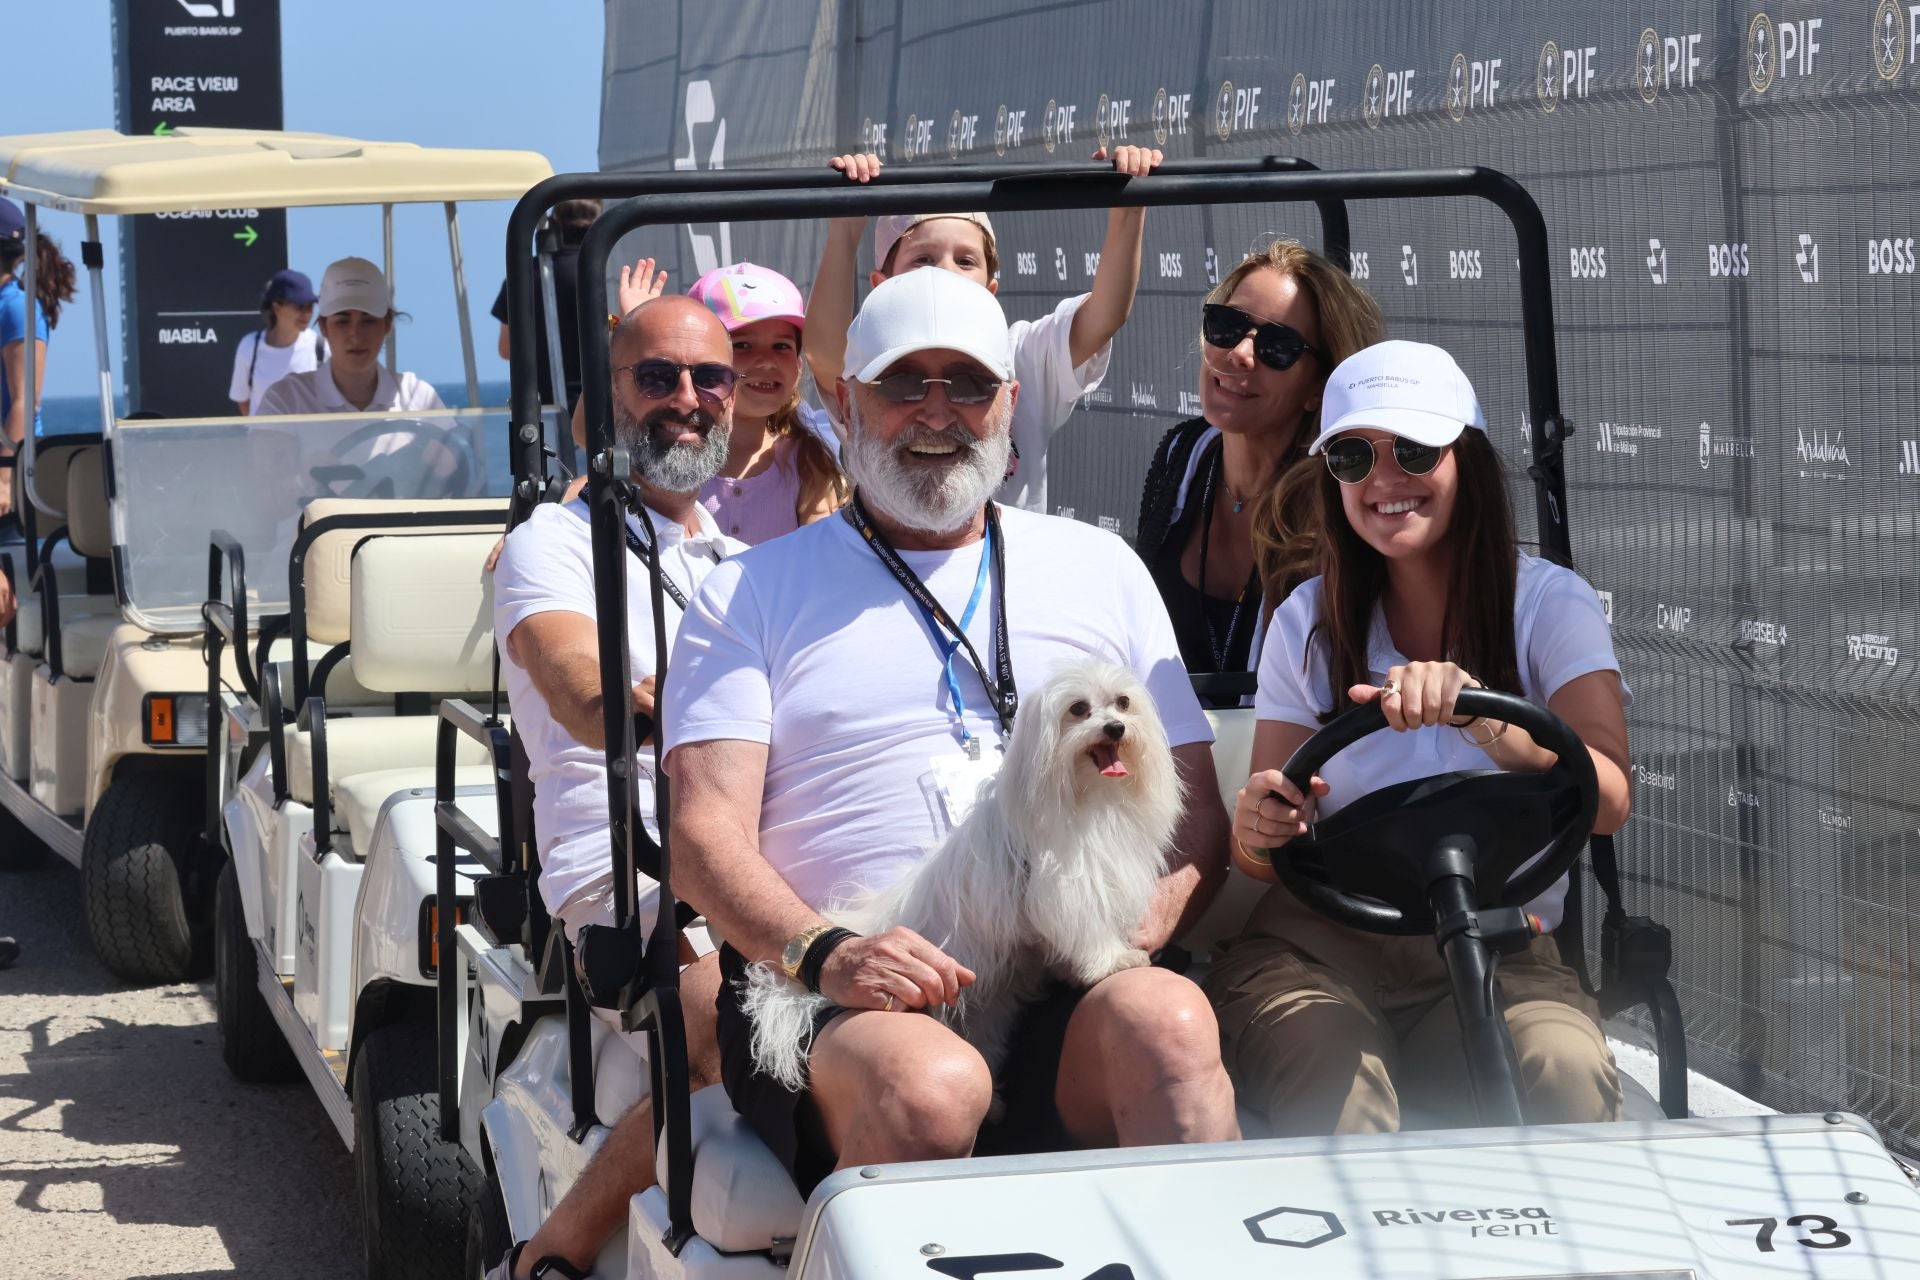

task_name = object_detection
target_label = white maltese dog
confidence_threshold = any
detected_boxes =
[742,658,1184,1093]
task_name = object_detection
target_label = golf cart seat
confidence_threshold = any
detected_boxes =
[298,531,505,856]
[653,1085,807,1255]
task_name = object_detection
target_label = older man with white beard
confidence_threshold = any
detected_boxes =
[663,268,1238,1197]
[486,296,744,1280]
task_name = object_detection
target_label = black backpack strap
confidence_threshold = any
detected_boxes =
[1133,417,1211,560]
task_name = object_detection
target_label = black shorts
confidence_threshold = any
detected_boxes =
[715,945,1088,1196]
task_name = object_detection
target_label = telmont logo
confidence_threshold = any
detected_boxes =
[1847,632,1900,665]
[1646,237,1668,284]
[1632,764,1677,790]
[1796,232,1822,283]
[1595,419,1661,456]
[1819,806,1852,830]
[672,81,730,277]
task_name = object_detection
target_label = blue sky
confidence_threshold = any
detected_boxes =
[15,0,604,400]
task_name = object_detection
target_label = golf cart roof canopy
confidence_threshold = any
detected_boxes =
[0,128,554,214]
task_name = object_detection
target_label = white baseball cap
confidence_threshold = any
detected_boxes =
[843,267,1014,383]
[317,256,393,318]
[873,212,997,274]
[1308,339,1488,454]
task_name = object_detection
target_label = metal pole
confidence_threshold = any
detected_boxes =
[534,222,573,472]
[84,215,115,430]
[20,203,40,509]
[381,202,397,374]
[444,202,481,410]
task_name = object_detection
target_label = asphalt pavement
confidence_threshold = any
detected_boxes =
[0,858,360,1279]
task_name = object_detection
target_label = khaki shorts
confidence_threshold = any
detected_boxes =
[553,877,715,1066]
[1204,885,1622,1136]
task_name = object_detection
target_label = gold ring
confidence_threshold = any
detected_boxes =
[883,993,895,1011]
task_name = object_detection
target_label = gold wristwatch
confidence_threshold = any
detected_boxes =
[781,923,835,982]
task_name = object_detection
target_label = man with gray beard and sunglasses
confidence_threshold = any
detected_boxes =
[662,268,1237,1196]
[485,296,744,1280]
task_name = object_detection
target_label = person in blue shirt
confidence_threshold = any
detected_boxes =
[1,199,78,456]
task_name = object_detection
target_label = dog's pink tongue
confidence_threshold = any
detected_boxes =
[1091,742,1128,778]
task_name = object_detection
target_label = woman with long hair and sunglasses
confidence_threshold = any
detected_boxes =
[1208,340,1632,1136]
[1136,241,1383,705]
[0,205,79,450]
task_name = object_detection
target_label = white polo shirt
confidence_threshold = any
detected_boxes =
[1254,552,1627,931]
[998,292,1111,514]
[493,497,743,919]
[229,329,323,411]
[253,360,445,416]
[662,504,1211,912]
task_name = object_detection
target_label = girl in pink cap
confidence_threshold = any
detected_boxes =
[684,261,845,544]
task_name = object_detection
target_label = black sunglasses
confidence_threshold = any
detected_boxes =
[865,370,1003,405]
[1201,303,1330,372]
[1323,434,1449,484]
[621,359,738,402]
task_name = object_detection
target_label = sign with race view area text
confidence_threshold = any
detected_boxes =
[111,0,285,418]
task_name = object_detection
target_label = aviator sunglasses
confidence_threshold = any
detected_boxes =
[864,369,1004,405]
[1201,303,1331,372]
[621,359,739,402]
[1324,433,1449,484]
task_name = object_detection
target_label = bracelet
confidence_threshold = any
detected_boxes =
[799,926,858,995]
[1457,717,1508,749]
[1233,836,1271,865]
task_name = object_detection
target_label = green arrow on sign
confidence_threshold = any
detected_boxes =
[153,121,174,136]
[233,225,259,248]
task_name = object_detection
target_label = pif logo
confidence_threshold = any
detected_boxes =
[1748,11,1823,93]
[1873,0,1910,80]
[948,110,979,159]
[1537,41,1561,111]
[1216,81,1261,139]
[1288,74,1308,134]
[1638,28,1663,102]
[1447,54,1470,121]
[1363,63,1417,128]
[1214,81,1235,139]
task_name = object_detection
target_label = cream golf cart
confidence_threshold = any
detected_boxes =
[438,166,1920,1279]
[0,129,556,989]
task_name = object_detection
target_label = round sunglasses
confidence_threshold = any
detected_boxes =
[1324,434,1449,484]
[620,359,739,402]
[1201,303,1330,372]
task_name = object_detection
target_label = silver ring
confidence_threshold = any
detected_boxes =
[1381,679,1400,697]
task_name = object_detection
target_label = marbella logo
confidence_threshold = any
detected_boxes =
[1700,421,1755,469]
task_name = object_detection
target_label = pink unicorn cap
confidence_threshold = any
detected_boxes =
[687,262,807,333]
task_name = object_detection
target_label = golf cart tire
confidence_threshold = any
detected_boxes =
[214,859,297,1082]
[0,806,49,871]
[82,763,210,983]
[463,1168,512,1280]
[354,1013,484,1280]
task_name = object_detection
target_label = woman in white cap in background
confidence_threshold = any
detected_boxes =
[1209,339,1633,1137]
[254,256,443,416]
[228,268,325,415]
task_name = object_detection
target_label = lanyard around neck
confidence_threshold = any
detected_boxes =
[842,492,1017,745]
[619,495,719,611]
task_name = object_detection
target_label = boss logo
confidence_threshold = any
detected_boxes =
[1867,237,1917,273]
[1014,251,1038,277]
[1569,245,1608,278]
[1157,251,1183,279]
[1083,251,1101,278]
[1349,250,1372,280]
[1707,243,1751,277]
[1448,249,1484,279]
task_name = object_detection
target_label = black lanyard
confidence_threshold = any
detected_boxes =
[842,491,1018,736]
[1196,444,1261,673]
[620,496,716,611]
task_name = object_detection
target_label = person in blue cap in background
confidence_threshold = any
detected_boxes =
[229,267,324,415]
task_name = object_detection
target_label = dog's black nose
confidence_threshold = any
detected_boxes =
[1103,721,1126,741]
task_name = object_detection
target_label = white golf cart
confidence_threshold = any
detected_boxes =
[0,129,553,987]
[441,166,1920,1279]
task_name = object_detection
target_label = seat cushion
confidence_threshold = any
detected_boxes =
[60,611,124,679]
[286,713,502,804]
[331,764,496,858]
[655,1085,805,1254]
[12,594,118,660]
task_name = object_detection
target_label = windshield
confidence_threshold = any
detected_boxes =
[107,408,538,633]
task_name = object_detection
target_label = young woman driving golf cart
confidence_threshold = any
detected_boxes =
[1214,339,1633,1137]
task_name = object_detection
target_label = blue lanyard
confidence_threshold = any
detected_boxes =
[910,520,996,755]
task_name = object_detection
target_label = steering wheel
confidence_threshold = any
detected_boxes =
[308,418,477,500]
[1265,689,1598,936]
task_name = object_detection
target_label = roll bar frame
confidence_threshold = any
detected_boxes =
[562,164,1570,1254]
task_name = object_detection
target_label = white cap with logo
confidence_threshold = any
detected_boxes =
[317,256,393,318]
[1307,339,1488,454]
[842,267,1014,383]
[873,212,997,274]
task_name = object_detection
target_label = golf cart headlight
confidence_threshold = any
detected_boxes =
[143,693,210,747]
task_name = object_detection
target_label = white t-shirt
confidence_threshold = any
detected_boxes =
[997,292,1111,514]
[229,328,323,411]
[1254,553,1628,931]
[253,360,445,416]
[662,504,1211,912]
[493,498,743,916]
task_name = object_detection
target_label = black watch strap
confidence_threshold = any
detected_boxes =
[800,926,858,995]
